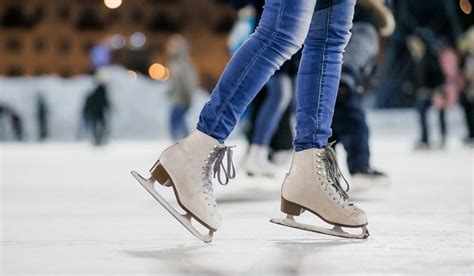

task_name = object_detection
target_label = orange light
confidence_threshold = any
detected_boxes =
[460,0,472,14]
[148,63,166,80]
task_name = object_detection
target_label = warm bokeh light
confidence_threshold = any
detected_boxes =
[460,0,472,14]
[104,0,122,9]
[162,67,170,81]
[148,63,166,80]
[127,70,137,80]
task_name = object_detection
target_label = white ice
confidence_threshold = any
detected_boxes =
[1,109,473,275]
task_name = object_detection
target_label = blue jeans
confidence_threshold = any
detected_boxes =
[331,86,370,174]
[198,0,355,150]
[170,104,189,141]
[252,72,293,146]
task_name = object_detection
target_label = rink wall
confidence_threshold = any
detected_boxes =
[0,66,467,143]
[0,66,208,141]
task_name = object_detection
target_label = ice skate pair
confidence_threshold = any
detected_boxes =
[131,130,369,243]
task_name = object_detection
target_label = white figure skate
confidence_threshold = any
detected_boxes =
[244,144,276,178]
[131,130,235,243]
[270,145,369,239]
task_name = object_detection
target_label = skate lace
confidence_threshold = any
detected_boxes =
[201,145,236,206]
[316,142,353,207]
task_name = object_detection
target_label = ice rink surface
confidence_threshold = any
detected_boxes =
[1,110,473,275]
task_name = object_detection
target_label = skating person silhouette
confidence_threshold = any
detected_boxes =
[167,35,198,142]
[83,76,110,146]
[459,27,474,145]
[132,0,369,242]
[397,0,463,149]
[36,94,49,141]
[330,0,394,192]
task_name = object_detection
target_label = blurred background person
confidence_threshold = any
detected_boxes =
[391,0,464,149]
[82,73,110,146]
[330,0,395,192]
[0,103,24,141]
[459,26,474,145]
[36,93,49,141]
[375,0,464,148]
[246,62,295,172]
[167,35,198,142]
[0,104,5,140]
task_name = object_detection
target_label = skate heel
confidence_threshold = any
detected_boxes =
[150,161,171,186]
[281,197,304,216]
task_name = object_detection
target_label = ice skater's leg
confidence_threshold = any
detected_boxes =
[245,73,293,177]
[169,105,180,141]
[439,108,447,144]
[331,88,370,174]
[253,73,292,146]
[133,0,318,242]
[293,0,355,150]
[460,92,474,139]
[169,105,189,141]
[178,106,190,139]
[416,95,431,145]
[273,0,369,239]
[198,0,316,143]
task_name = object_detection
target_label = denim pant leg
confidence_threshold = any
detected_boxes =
[197,0,316,143]
[331,90,370,174]
[439,109,447,139]
[170,105,188,141]
[416,96,431,143]
[252,73,293,146]
[294,0,355,151]
[179,106,189,138]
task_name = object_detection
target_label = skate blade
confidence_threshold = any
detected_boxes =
[131,170,214,243]
[270,215,369,239]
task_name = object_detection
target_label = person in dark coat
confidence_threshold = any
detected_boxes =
[459,27,474,145]
[396,0,463,149]
[83,77,110,146]
[330,0,395,192]
[167,35,198,141]
[0,104,24,141]
[36,94,49,141]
